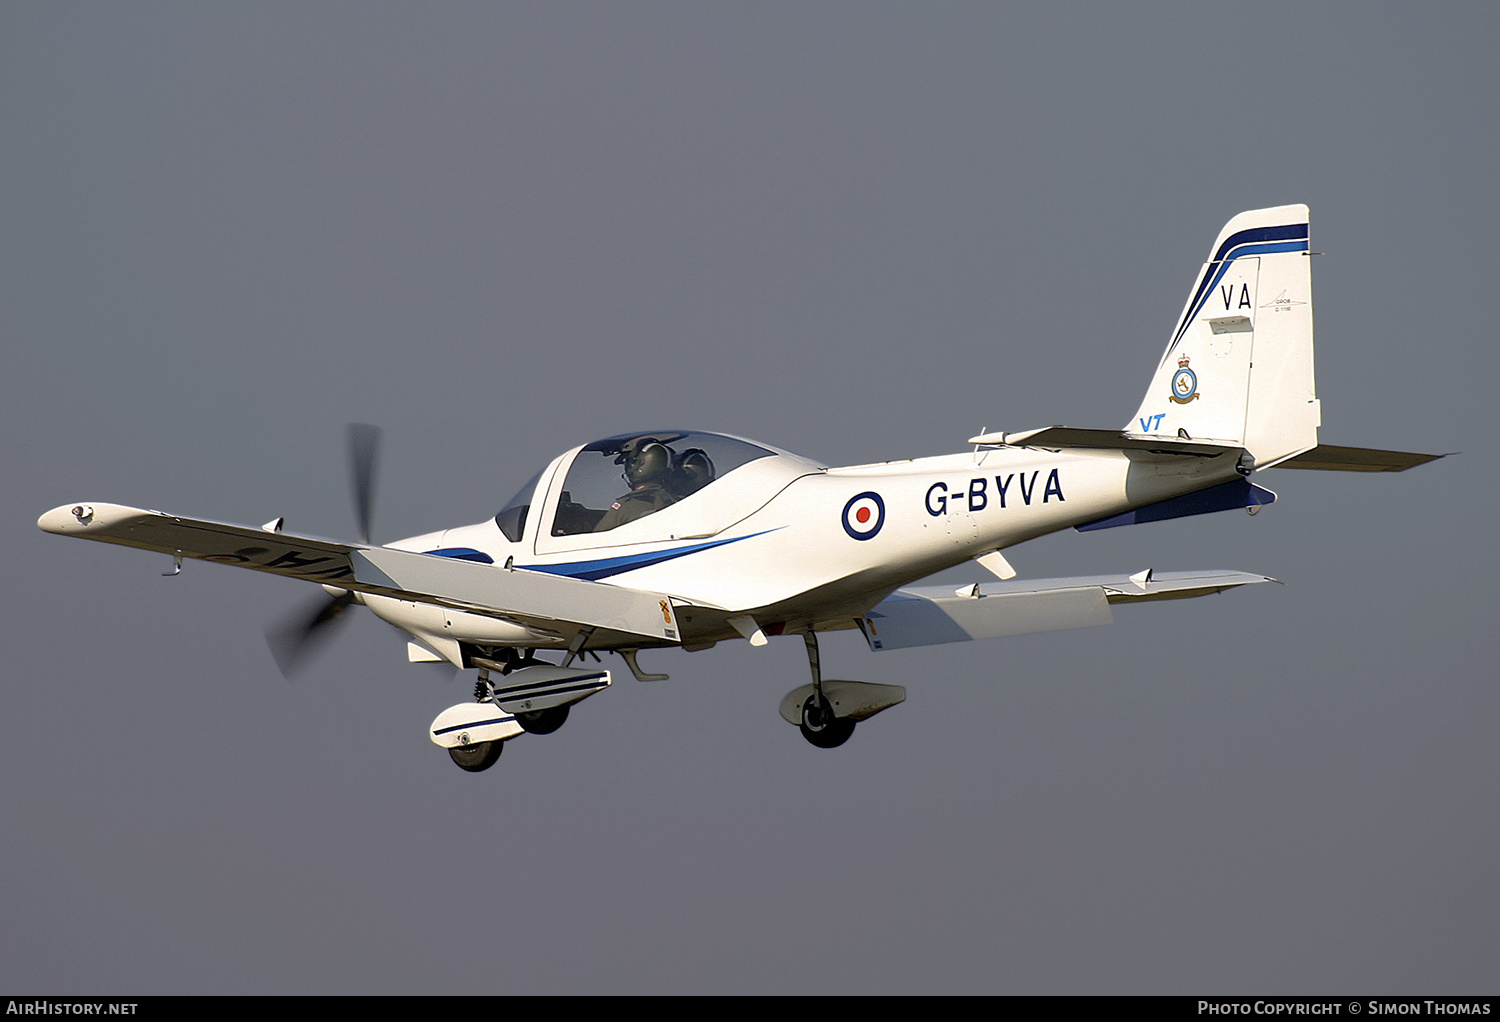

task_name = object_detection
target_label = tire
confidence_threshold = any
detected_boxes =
[799,695,855,749]
[448,740,504,772]
[516,703,570,735]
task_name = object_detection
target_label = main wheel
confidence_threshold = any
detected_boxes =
[516,703,570,735]
[799,695,855,749]
[448,740,504,772]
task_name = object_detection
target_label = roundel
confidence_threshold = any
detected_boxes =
[841,491,885,540]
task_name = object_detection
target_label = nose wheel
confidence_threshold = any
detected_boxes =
[448,740,504,772]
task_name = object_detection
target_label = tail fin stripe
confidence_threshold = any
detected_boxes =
[1210,221,1309,263]
[1169,226,1309,354]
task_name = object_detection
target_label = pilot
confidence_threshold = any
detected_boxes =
[595,438,677,531]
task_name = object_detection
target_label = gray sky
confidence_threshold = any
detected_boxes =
[3,2,1494,995]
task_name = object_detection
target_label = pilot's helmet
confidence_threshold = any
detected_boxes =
[674,448,715,495]
[617,438,671,488]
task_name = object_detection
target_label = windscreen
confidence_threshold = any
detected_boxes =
[493,470,544,542]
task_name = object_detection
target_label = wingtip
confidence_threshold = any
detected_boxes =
[39,503,96,533]
[38,502,151,534]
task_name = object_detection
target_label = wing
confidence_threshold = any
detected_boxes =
[38,503,682,643]
[858,569,1275,651]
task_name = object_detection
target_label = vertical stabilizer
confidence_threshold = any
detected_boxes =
[1128,205,1319,468]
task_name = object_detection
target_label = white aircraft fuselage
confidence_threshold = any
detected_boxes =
[366,436,1245,659]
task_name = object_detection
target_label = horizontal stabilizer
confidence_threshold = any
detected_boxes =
[1076,478,1276,532]
[861,569,1274,651]
[970,425,1238,458]
[1272,444,1446,472]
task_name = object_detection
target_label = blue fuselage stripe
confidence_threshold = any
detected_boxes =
[427,547,496,563]
[520,529,777,582]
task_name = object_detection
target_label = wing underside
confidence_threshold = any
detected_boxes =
[38,503,683,643]
[860,569,1275,651]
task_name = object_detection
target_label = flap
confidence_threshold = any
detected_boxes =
[861,569,1274,651]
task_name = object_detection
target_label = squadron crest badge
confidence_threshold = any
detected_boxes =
[1169,355,1199,404]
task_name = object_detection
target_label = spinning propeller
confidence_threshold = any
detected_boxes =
[347,421,379,546]
[264,423,381,677]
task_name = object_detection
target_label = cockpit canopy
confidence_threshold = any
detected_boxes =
[551,431,776,536]
[494,430,801,544]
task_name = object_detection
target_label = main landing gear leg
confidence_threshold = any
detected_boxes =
[799,632,855,749]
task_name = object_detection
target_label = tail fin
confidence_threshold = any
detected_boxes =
[1128,205,1319,469]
